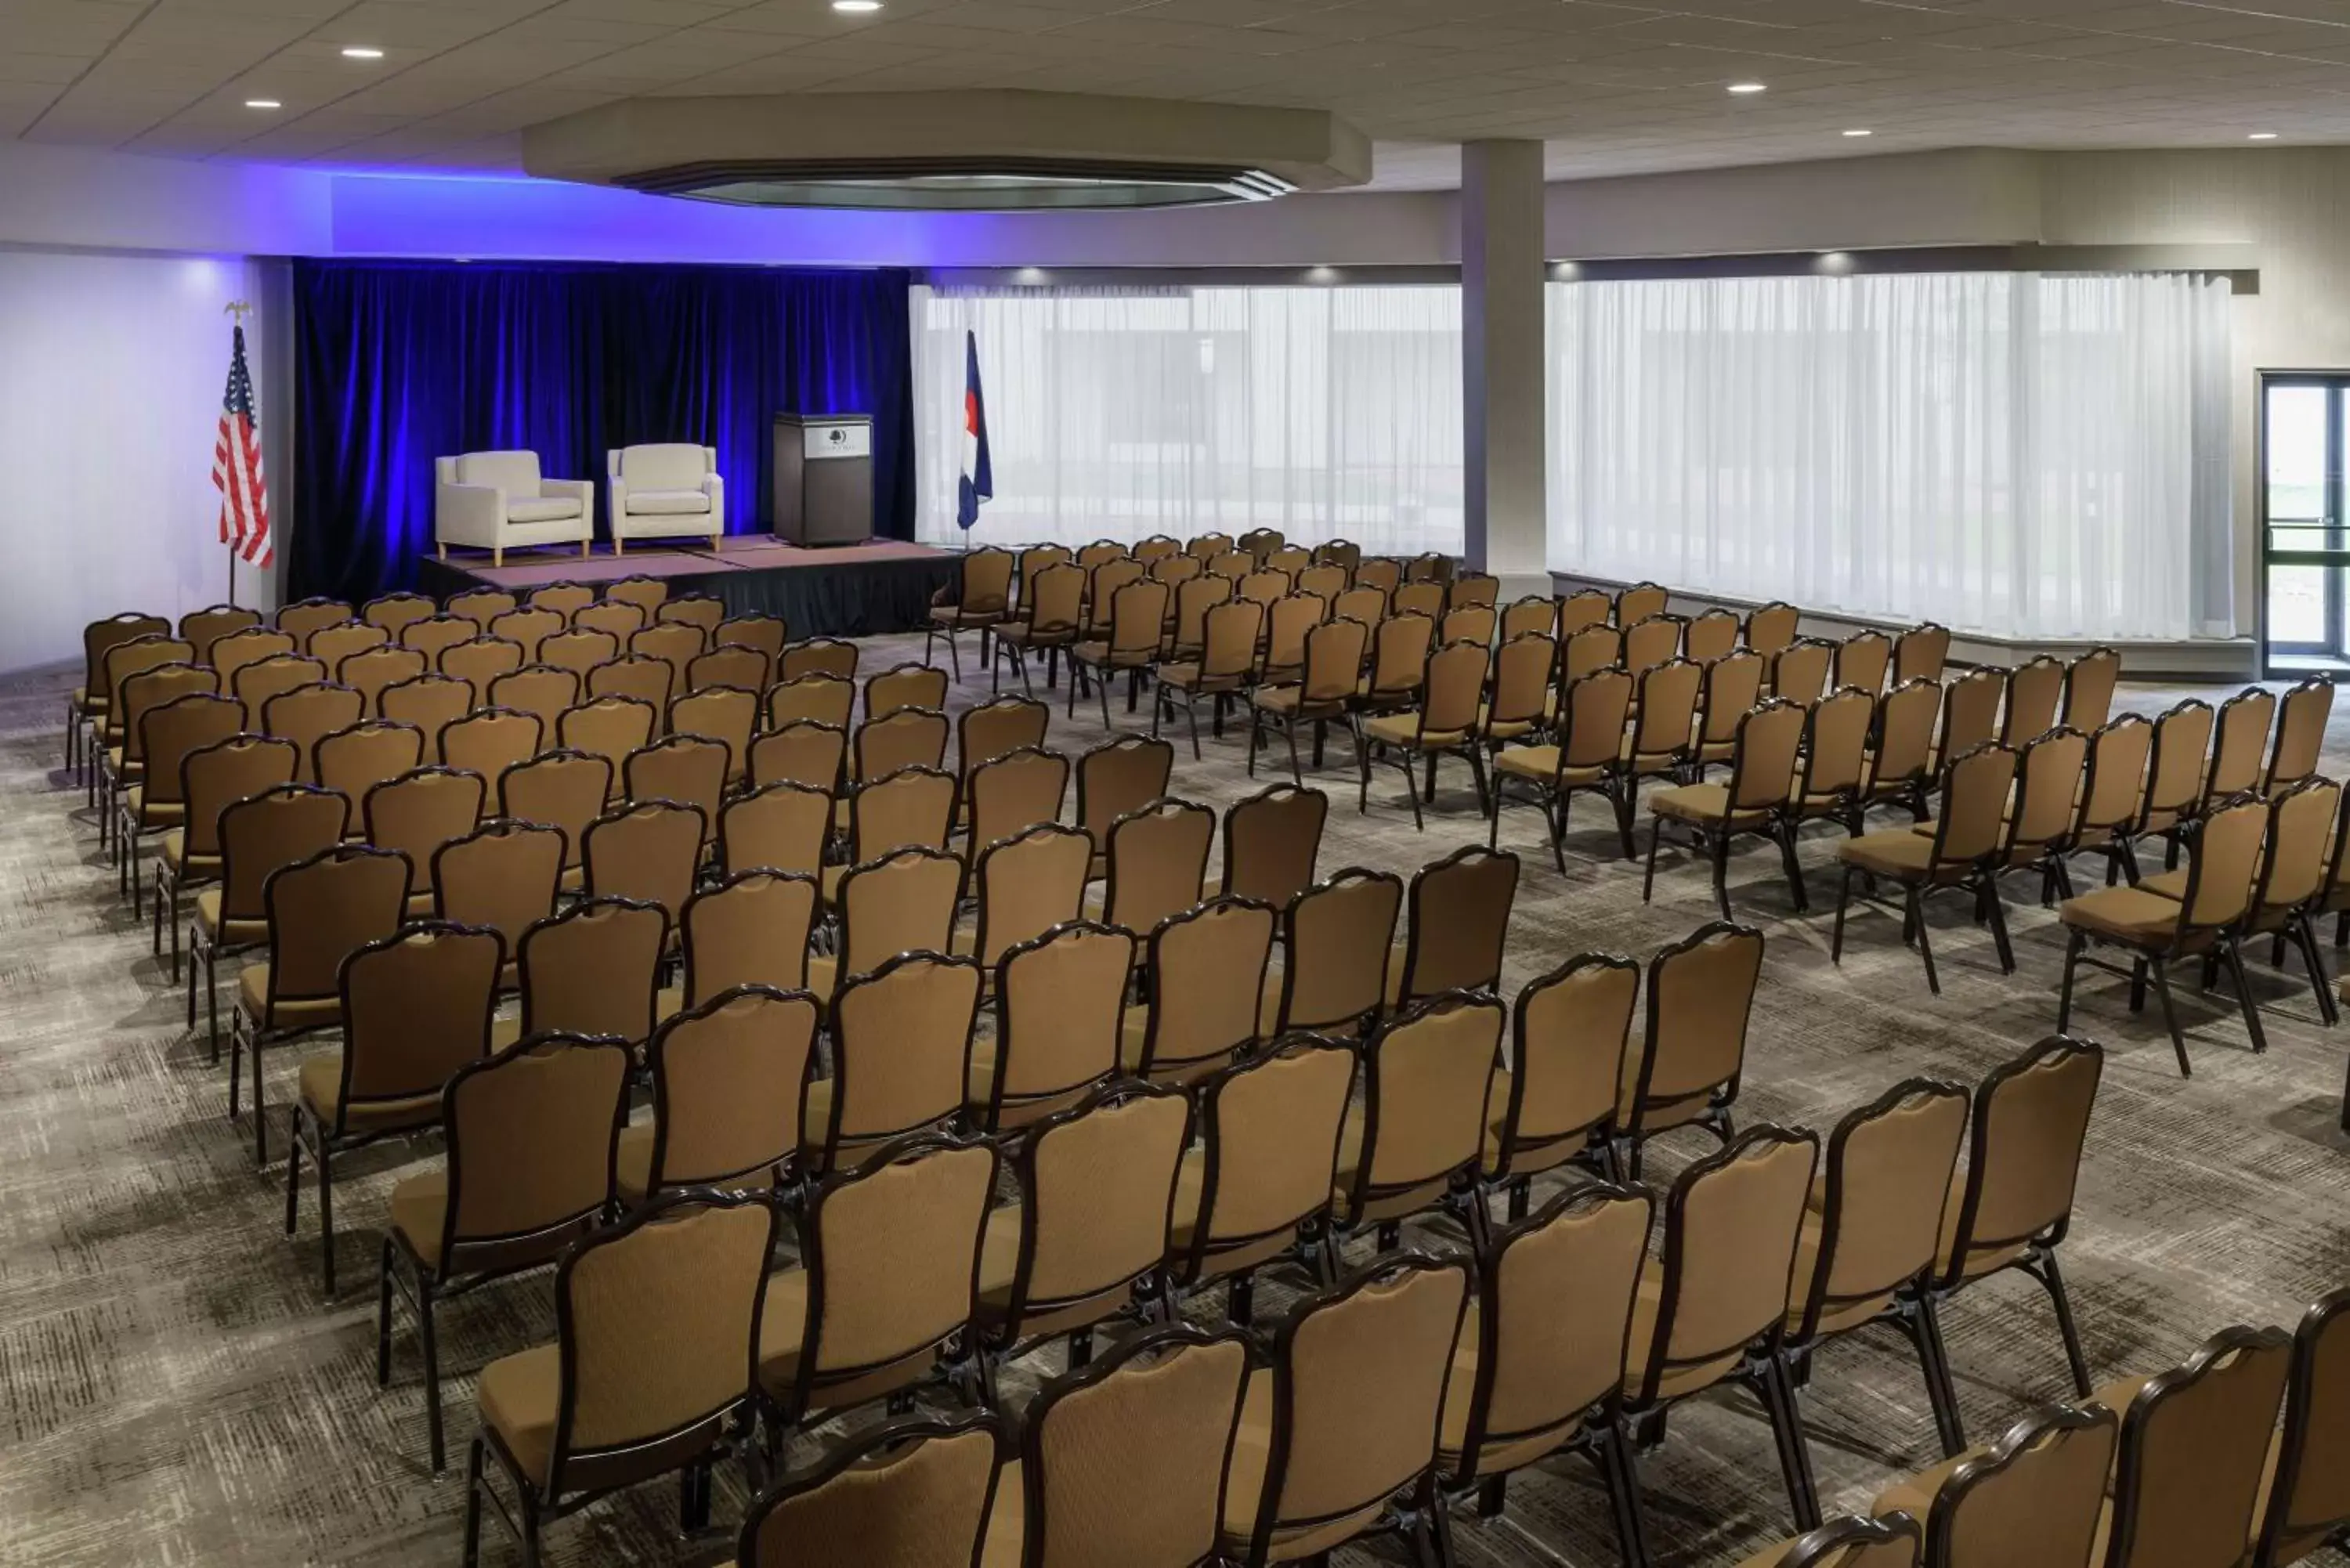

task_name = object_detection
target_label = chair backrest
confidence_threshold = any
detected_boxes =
[373,591,452,635]
[1629,659,1704,760]
[588,651,674,718]
[1557,589,1611,638]
[658,594,725,637]
[1556,666,1636,771]
[1084,561,1144,635]
[848,765,958,863]
[834,847,964,981]
[721,780,829,880]
[260,845,410,1009]
[786,1134,999,1419]
[750,719,848,794]
[1928,1402,2117,1568]
[401,612,483,667]
[1697,649,1768,745]
[337,645,430,717]
[585,798,704,922]
[2060,646,2122,733]
[1773,638,1836,708]
[1451,1184,1653,1483]
[983,923,1134,1129]
[1354,557,1402,595]
[2256,777,2341,913]
[433,818,563,959]
[1343,993,1504,1219]
[557,699,660,797]
[1021,562,1086,634]
[1398,845,1517,1002]
[1276,867,1403,1032]
[1000,1082,1192,1334]
[207,626,296,696]
[1238,1255,1470,1564]
[1488,633,1556,730]
[972,823,1092,972]
[439,635,525,706]
[1105,580,1171,656]
[1415,638,1488,735]
[853,706,951,786]
[1931,744,2021,866]
[2008,727,2090,851]
[1235,568,1289,612]
[957,695,1051,788]
[139,693,244,808]
[306,620,389,676]
[766,672,857,734]
[1893,622,1951,686]
[1439,605,1495,652]
[1219,783,1327,907]
[2267,677,2334,793]
[1331,585,1387,630]
[1623,614,1683,679]
[1631,921,1766,1125]
[1447,572,1499,610]
[715,612,788,660]
[527,581,595,619]
[363,765,486,898]
[497,748,611,871]
[2002,656,2066,746]
[2141,699,2215,823]
[440,589,521,637]
[330,923,502,1128]
[518,897,667,1046]
[1617,582,1669,623]
[439,708,542,797]
[119,662,220,763]
[641,988,820,1193]
[2108,1326,2294,1568]
[181,738,302,862]
[237,654,328,732]
[967,746,1072,857]
[1364,612,1436,703]
[380,674,475,763]
[1136,896,1275,1080]
[2074,715,2153,838]
[487,665,581,736]
[682,869,817,1004]
[536,626,619,679]
[277,597,356,649]
[1076,737,1174,855]
[2209,685,2280,801]
[2258,1288,2350,1568]
[1799,687,1877,800]
[1631,1125,1817,1405]
[178,605,258,663]
[780,637,859,683]
[1299,617,1371,705]
[216,781,349,918]
[1744,601,1799,654]
[1103,798,1216,941]
[955,547,1018,615]
[2179,793,2269,930]
[670,685,759,782]
[487,606,566,663]
[1685,608,1741,665]
[1497,954,1637,1174]
[625,734,728,834]
[1937,1036,2102,1289]
[1261,593,1325,673]
[1837,630,1893,696]
[866,662,950,721]
[1795,1078,1969,1343]
[1177,1039,1355,1288]
[1017,1327,1249,1568]
[573,600,648,646]
[1726,699,1807,812]
[822,955,982,1162]
[736,1414,1002,1568]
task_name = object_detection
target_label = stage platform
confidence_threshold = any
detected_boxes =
[415,537,959,639]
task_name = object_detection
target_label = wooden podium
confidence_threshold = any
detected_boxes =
[772,414,874,546]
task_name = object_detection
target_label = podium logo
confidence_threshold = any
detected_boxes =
[827,427,848,446]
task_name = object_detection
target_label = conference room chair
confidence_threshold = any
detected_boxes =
[656,592,725,638]
[2060,645,2124,733]
[2096,1324,2295,1568]
[207,624,295,701]
[339,645,432,721]
[505,897,667,1058]
[484,665,579,738]
[804,846,964,1006]
[975,1081,1191,1386]
[2063,714,2154,891]
[1837,630,1894,698]
[969,922,1134,1138]
[306,620,389,677]
[486,606,563,663]
[440,710,541,805]
[1435,1183,1653,1559]
[713,610,786,663]
[1161,570,1235,664]
[436,635,524,706]
[1491,663,1637,866]
[187,782,346,1052]
[434,819,563,985]
[179,603,262,664]
[1441,605,1497,649]
[1623,1124,1824,1532]
[1183,531,1232,562]
[673,685,761,787]
[603,574,669,616]
[117,692,241,909]
[277,596,356,650]
[534,624,618,681]
[1479,955,1636,1209]
[1685,606,1741,666]
[1616,581,1670,624]
[1265,865,1403,1036]
[1832,743,2020,996]
[557,695,657,801]
[155,734,298,972]
[582,799,703,937]
[2255,1288,2350,1566]
[1209,549,1256,583]
[1267,546,1315,580]
[765,672,855,735]
[685,645,768,699]
[588,651,675,725]
[1298,563,1352,604]
[962,746,1070,861]
[1155,598,1265,760]
[1235,562,1292,616]
[630,620,707,703]
[1093,797,1216,956]
[1892,622,1952,687]
[1998,656,2066,748]
[1556,588,1611,638]
[734,1412,1003,1568]
[1387,844,1519,1013]
[1330,992,1503,1252]
[1332,583,1389,628]
[674,869,816,1014]
[623,735,728,847]
[1686,649,1766,779]
[1209,781,1327,907]
[1927,1036,2104,1419]
[228,843,410,1165]
[1358,638,1489,829]
[1480,630,1556,751]
[1644,697,1808,921]
[1870,1401,2116,1568]
[400,612,483,669]
[1356,555,1405,597]
[1782,1079,1972,1467]
[1856,679,1943,826]
[1122,895,1274,1086]
[2267,676,2334,798]
[965,823,1090,984]
[1784,685,1877,841]
[1317,539,1365,576]
[779,635,859,683]
[755,1133,1000,1441]
[1612,920,1766,1178]
[831,767,957,905]
[1254,590,1325,689]
[573,601,649,649]
[1076,734,1174,873]
[497,749,611,888]
[1624,652,1705,786]
[924,544,1016,681]
[99,660,215,851]
[235,652,327,735]
[1233,528,1280,564]
[1249,615,1369,788]
[955,693,1049,797]
[803,953,982,1178]
[527,581,596,620]
[1498,594,1554,645]
[365,765,486,915]
[720,781,829,881]
[2210,689,2282,807]
[2182,777,2341,1026]
[850,706,951,793]
[1979,724,2091,912]
[608,443,722,551]
[286,922,501,1292]
[1737,1515,1922,1568]
[381,673,474,764]
[1356,609,1437,718]
[993,560,1085,695]
[2109,698,2213,880]
[618,987,817,1205]
[1217,1252,1470,1567]
[1068,577,1172,724]
[444,587,520,630]
[1623,614,1685,681]
[1157,552,1210,594]
[2056,794,2268,1072]
[1771,636,1838,709]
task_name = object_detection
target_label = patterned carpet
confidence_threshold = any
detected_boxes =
[2,640,2346,1568]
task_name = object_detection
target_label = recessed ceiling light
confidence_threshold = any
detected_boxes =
[244,99,280,110]
[1726,81,1766,95]
[340,45,384,60]
[832,0,882,11]
[1842,128,1872,137]
[2249,132,2279,140]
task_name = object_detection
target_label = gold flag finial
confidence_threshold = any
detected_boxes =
[224,299,253,320]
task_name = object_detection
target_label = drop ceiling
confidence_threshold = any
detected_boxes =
[9,0,2350,185]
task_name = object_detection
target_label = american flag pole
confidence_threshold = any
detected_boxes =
[223,303,251,605]
[215,301,269,607]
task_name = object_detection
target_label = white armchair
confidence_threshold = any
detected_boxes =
[609,443,724,553]
[433,451,594,566]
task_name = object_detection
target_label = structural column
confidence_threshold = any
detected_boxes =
[1460,139,1549,596]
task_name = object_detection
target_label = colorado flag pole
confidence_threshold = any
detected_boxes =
[955,329,992,544]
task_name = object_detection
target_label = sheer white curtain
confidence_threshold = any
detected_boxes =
[913,284,1463,555]
[1545,271,2234,640]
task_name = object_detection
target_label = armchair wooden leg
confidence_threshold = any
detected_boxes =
[491,547,503,569]
[580,540,591,557]
[436,543,447,560]
[614,537,625,556]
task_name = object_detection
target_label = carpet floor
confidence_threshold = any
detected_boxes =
[2,640,2345,1568]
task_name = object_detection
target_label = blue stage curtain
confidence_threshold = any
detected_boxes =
[288,258,914,602]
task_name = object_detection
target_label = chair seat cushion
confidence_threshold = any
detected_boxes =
[296,1052,440,1132]
[625,490,713,516]
[1649,782,1772,827]
[504,497,583,524]
[1217,1368,1388,1559]
[2058,885,2185,944]
[478,1342,560,1484]
[390,1170,451,1268]
[193,887,264,943]
[1365,712,1470,749]
[1836,829,1940,878]
[237,964,344,1031]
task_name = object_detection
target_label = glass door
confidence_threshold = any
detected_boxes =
[2262,375,2350,674]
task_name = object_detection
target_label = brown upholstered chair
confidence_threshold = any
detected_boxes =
[2265,676,2334,797]
[1491,664,1639,866]
[865,661,949,721]
[780,635,859,684]
[674,869,816,1011]
[736,1412,1003,1568]
[1249,616,1369,788]
[258,682,363,791]
[365,764,487,913]
[1622,1125,1824,1533]
[434,818,563,981]
[186,776,345,1044]
[1210,782,1328,908]
[583,798,703,932]
[1499,595,1555,643]
[767,671,855,732]
[1123,896,1275,1086]
[1736,1514,1923,1568]
[1686,607,1742,666]
[1481,953,1636,1205]
[1155,597,1264,759]
[1773,638,1838,710]
[444,588,520,631]
[438,636,525,708]
[721,780,829,880]
[1359,638,1490,829]
[1786,685,1878,840]
[603,575,668,616]
[534,626,619,682]
[956,694,1050,799]
[830,765,958,904]
[486,607,564,663]
[1068,578,1173,726]
[631,620,707,703]
[571,599,647,646]
[1618,920,1766,1175]
[2256,1287,2350,1567]
[1893,622,1952,686]
[484,665,578,738]
[2098,1325,2293,1568]
[1645,697,1809,919]
[1076,735,1173,872]
[1689,649,1770,775]
[2001,656,2066,746]
[1267,866,1402,1036]
[102,659,217,848]
[588,651,675,722]
[497,748,612,887]
[624,734,728,843]
[619,986,819,1202]
[1837,630,1894,698]
[714,610,786,664]
[287,922,501,1292]
[1616,582,1669,624]
[1161,570,1235,664]
[1355,611,1437,723]
[339,645,431,719]
[235,653,329,734]
[508,897,668,1056]
[851,706,952,789]
[2066,715,2155,890]
[670,685,759,786]
[1093,797,1215,955]
[1556,588,1611,638]
[181,603,263,663]
[462,1193,779,1563]
[1834,744,2020,995]
[157,736,298,978]
[1389,844,1518,1010]
[969,922,1134,1136]
[964,746,1071,859]
[438,709,540,805]
[117,690,240,912]
[804,846,964,1005]
[401,612,486,668]
[1622,615,1684,683]
[1741,598,1802,670]
[2060,645,2122,734]
[994,561,1085,695]
[688,645,770,698]
[363,592,440,638]
[1871,1400,2117,1568]
[380,673,473,764]
[747,718,847,796]
[1330,992,1504,1250]
[925,545,1015,681]
[1217,1252,1471,1566]
[804,952,982,1175]
[278,596,357,649]
[1480,631,1556,755]
[205,626,296,705]
[526,580,595,619]
[964,823,1091,981]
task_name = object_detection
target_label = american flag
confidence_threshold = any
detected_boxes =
[213,324,273,567]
